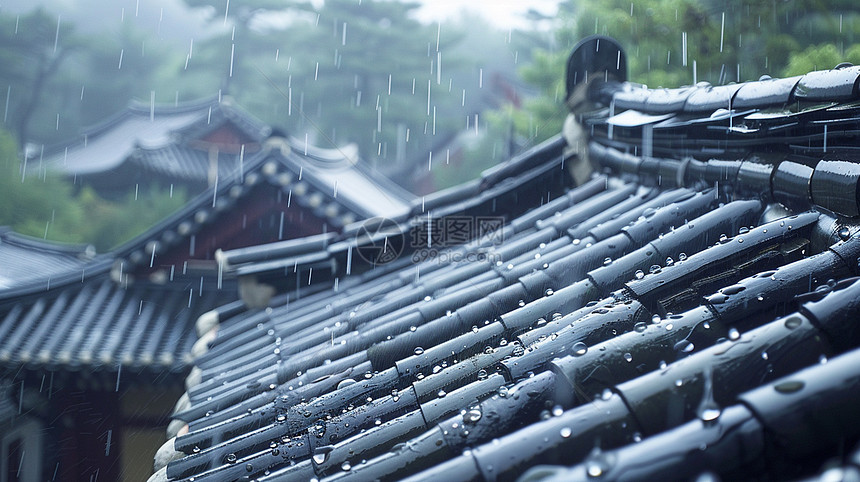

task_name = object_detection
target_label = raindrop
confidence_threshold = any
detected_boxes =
[560,427,572,438]
[584,446,612,478]
[659,360,668,370]
[761,351,768,360]
[665,257,674,266]
[573,238,581,245]
[696,368,721,423]
[226,453,237,463]
[545,288,554,296]
[464,408,482,424]
[552,405,563,417]
[649,265,661,274]
[633,432,642,442]
[838,226,851,241]
[819,354,828,364]
[674,340,695,353]
[728,327,740,340]
[499,339,508,346]
[341,461,352,472]
[572,342,588,356]
[719,234,728,243]
[477,369,488,380]
[603,257,612,266]
[737,237,744,244]
[437,389,447,398]
[633,322,647,333]
[623,352,633,363]
[414,347,424,356]
[409,325,417,332]
[678,253,687,261]
[312,446,333,465]
[246,464,254,473]
[784,316,802,329]
[774,380,805,393]
[472,325,479,333]
[601,388,612,400]
[634,269,645,280]
[651,314,662,324]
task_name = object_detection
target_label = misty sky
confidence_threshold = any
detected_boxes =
[0,0,561,41]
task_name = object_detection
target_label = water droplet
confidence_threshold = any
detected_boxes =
[665,256,674,266]
[697,368,721,423]
[560,427,572,438]
[774,380,805,393]
[414,347,424,356]
[276,414,286,422]
[633,432,642,442]
[784,316,802,329]
[471,325,479,333]
[313,446,333,465]
[498,386,509,398]
[736,237,744,244]
[603,257,612,266]
[499,338,508,346]
[409,325,417,332]
[819,354,828,364]
[437,389,447,398]
[665,323,674,331]
[728,327,740,340]
[572,341,588,356]
[341,461,352,471]
[719,233,728,243]
[675,379,683,387]
[651,314,662,324]
[634,269,645,279]
[477,369,488,380]
[584,447,611,478]
[464,408,482,424]
[674,340,695,353]
[634,322,647,333]
[192,446,200,453]
[623,352,633,363]
[552,405,563,416]
[601,388,613,400]
[545,288,554,296]
[649,264,661,274]
[761,351,768,360]
[659,360,668,370]
[246,463,254,472]
[678,253,687,261]
[838,226,851,241]
[226,453,237,463]
[573,238,581,245]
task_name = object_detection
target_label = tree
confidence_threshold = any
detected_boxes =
[494,0,860,149]
[0,9,78,147]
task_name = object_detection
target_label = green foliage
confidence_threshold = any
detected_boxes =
[493,0,860,159]
[0,129,186,251]
[783,43,860,76]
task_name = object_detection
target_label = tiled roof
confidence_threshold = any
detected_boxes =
[0,227,97,293]
[149,38,860,481]
[45,96,269,178]
[0,272,237,376]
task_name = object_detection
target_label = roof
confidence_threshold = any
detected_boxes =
[46,96,269,178]
[148,37,860,481]
[0,273,236,378]
[0,227,97,292]
[44,96,414,219]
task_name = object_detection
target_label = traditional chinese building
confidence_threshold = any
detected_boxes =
[149,37,860,482]
[0,98,412,481]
